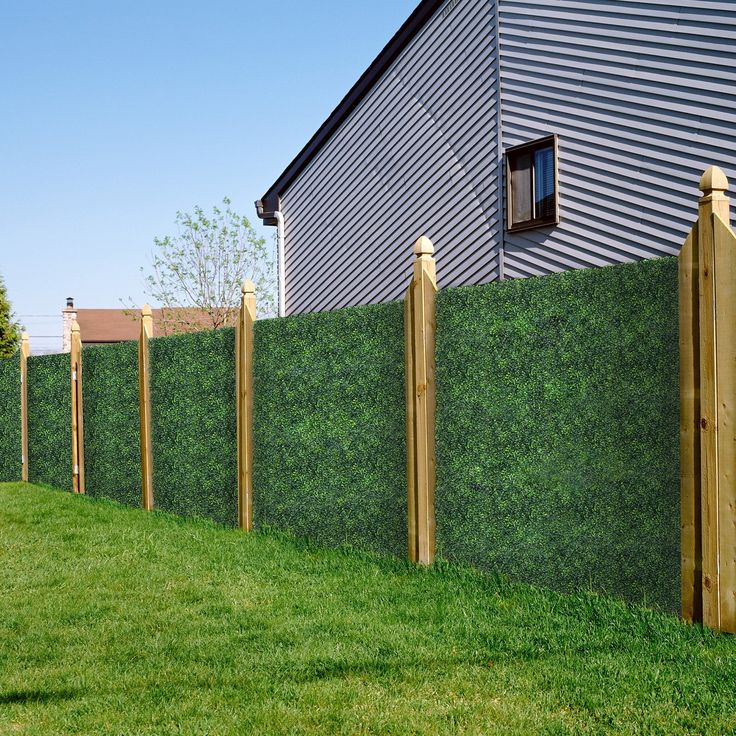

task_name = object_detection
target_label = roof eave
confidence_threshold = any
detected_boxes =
[256,0,444,221]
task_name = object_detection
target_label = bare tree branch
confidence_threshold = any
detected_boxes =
[125,199,277,333]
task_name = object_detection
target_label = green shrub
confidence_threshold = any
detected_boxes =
[83,341,141,507]
[149,328,237,526]
[253,302,407,556]
[0,352,21,481]
[435,257,680,612]
[27,353,72,491]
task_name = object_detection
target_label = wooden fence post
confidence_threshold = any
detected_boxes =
[236,279,256,531]
[404,236,437,565]
[70,320,85,494]
[712,177,736,634]
[679,211,700,624]
[20,332,29,482]
[680,165,736,633]
[139,305,154,511]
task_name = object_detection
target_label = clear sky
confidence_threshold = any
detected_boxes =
[0,0,418,351]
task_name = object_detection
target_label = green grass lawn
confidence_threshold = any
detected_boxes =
[1,483,735,735]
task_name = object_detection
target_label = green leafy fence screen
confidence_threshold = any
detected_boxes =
[149,328,238,526]
[0,257,683,612]
[435,257,680,612]
[83,342,141,507]
[27,353,72,491]
[253,302,407,556]
[0,352,21,482]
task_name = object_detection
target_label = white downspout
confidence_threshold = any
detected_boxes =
[274,210,286,317]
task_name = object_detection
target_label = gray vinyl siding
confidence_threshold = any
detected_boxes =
[280,0,500,314]
[499,0,736,279]
[276,0,736,310]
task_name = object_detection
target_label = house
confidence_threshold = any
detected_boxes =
[61,298,219,352]
[256,0,736,316]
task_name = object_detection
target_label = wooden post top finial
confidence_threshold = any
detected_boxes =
[71,320,80,334]
[414,236,434,258]
[141,304,152,318]
[700,166,729,195]
[21,332,29,342]
[242,279,256,295]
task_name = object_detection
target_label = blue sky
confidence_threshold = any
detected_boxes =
[0,0,418,350]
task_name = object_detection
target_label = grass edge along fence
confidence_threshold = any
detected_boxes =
[1,166,734,632]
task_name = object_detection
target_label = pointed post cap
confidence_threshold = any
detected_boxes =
[141,304,152,318]
[413,236,434,257]
[242,279,255,295]
[71,320,80,334]
[700,166,729,195]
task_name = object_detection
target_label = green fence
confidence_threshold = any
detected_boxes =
[435,257,680,612]
[0,352,21,482]
[27,353,73,491]
[0,257,684,612]
[149,328,238,527]
[83,341,141,507]
[253,302,407,556]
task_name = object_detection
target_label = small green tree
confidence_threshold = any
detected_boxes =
[0,276,21,358]
[128,198,276,334]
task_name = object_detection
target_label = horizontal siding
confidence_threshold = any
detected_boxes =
[276,0,736,304]
[500,0,736,279]
[281,0,500,314]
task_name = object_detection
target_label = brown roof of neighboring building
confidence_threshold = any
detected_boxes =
[74,308,222,343]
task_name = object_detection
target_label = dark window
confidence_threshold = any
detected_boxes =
[506,135,559,232]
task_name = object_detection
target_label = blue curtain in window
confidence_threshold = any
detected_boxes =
[534,146,555,219]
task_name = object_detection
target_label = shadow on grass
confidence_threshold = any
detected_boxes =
[0,689,80,705]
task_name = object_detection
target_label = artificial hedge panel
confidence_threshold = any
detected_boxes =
[253,301,406,556]
[27,352,72,491]
[435,257,680,612]
[149,328,237,526]
[83,341,141,506]
[0,352,21,482]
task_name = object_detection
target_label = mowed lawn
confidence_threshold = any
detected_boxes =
[1,484,735,735]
